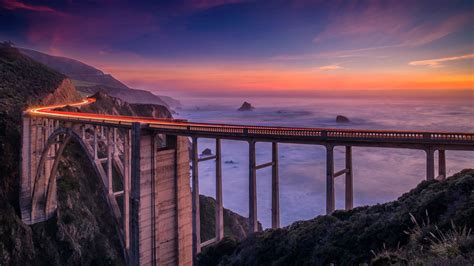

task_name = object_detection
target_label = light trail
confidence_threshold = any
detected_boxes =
[25,97,474,143]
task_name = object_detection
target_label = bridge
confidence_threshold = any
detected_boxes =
[20,98,474,265]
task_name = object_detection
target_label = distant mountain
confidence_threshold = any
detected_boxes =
[19,48,181,109]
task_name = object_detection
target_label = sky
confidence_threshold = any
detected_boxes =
[1,0,473,96]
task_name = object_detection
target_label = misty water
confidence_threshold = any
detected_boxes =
[174,95,473,228]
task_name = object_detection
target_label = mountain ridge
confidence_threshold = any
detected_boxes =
[19,48,181,109]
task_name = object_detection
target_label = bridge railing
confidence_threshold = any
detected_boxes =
[157,122,473,142]
[30,109,474,143]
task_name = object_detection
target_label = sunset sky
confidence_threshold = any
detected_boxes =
[1,0,473,95]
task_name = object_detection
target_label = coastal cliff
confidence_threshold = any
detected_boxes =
[0,44,258,264]
[0,43,125,265]
[198,169,474,265]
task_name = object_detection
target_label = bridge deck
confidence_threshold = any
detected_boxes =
[26,98,474,150]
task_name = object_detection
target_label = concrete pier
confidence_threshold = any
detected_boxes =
[326,145,335,214]
[426,148,435,180]
[438,150,446,179]
[215,138,224,241]
[191,137,201,258]
[248,140,258,233]
[345,146,353,210]
[271,142,280,229]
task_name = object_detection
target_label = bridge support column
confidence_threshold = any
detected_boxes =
[107,128,113,195]
[438,150,446,179]
[271,142,280,229]
[215,138,224,241]
[20,114,33,223]
[248,140,258,233]
[191,137,201,259]
[130,125,192,265]
[93,125,98,160]
[123,129,131,251]
[426,148,435,181]
[326,145,335,214]
[345,146,353,210]
[130,123,141,266]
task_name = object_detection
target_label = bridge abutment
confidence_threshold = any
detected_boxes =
[130,125,192,266]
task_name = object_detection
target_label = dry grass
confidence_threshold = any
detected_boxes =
[371,211,473,265]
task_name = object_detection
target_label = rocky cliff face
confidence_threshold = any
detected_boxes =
[59,91,172,119]
[41,79,82,106]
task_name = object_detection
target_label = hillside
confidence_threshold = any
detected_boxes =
[0,42,126,265]
[198,169,474,265]
[200,195,262,242]
[20,48,181,109]
[58,91,172,119]
[0,43,258,264]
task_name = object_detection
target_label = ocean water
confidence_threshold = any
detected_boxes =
[174,95,473,228]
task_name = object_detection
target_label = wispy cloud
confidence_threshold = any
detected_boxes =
[318,65,343,71]
[1,0,55,12]
[313,0,470,48]
[409,54,474,68]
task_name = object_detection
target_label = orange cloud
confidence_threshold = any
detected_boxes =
[409,54,474,68]
[102,63,473,93]
[318,65,343,71]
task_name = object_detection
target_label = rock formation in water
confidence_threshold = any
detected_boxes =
[238,102,255,111]
[336,115,350,123]
[201,148,213,156]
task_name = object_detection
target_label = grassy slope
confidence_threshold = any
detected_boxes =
[198,169,474,265]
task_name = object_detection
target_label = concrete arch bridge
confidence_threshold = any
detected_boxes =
[20,98,474,265]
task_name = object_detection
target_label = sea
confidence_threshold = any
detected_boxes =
[172,94,473,228]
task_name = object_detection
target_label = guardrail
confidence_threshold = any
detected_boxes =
[27,98,474,144]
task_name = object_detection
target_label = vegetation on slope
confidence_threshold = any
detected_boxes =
[0,44,257,263]
[0,42,79,207]
[200,195,262,242]
[198,169,474,265]
[0,43,124,265]
[30,142,125,265]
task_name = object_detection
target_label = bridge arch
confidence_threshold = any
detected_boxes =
[29,126,107,222]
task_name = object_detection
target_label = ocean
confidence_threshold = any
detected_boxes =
[174,95,473,228]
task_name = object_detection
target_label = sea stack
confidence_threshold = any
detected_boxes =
[336,115,350,123]
[238,101,255,111]
[201,148,213,156]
